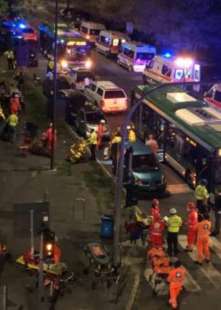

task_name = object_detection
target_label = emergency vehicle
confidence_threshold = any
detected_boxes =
[96,30,128,56]
[204,84,221,110]
[117,41,156,72]
[143,55,201,85]
[80,21,105,45]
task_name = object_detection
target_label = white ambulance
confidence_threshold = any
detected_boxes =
[143,55,201,84]
[80,21,105,45]
[96,30,129,56]
[117,41,156,72]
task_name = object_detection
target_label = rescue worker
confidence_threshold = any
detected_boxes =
[53,243,61,264]
[145,134,159,155]
[5,48,15,70]
[47,56,54,73]
[6,112,18,143]
[167,260,186,309]
[87,129,97,160]
[10,94,21,114]
[68,138,87,163]
[194,179,209,216]
[195,213,211,265]
[127,125,136,143]
[97,119,106,148]
[44,123,57,154]
[149,213,165,248]
[151,198,160,222]
[110,129,122,174]
[165,208,182,257]
[185,202,198,252]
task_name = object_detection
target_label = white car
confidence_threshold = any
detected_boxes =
[84,81,128,113]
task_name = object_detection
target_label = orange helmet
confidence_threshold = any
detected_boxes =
[187,201,195,210]
[152,198,159,208]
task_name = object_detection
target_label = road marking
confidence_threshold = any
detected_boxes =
[184,271,201,292]
[126,267,141,310]
[211,237,221,260]
[179,235,221,288]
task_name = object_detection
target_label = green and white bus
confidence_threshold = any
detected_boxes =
[133,84,221,193]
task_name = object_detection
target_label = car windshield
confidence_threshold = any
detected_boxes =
[89,29,100,35]
[214,90,221,102]
[57,78,71,89]
[76,72,94,82]
[132,154,159,172]
[136,52,154,61]
[67,53,87,61]
[85,111,103,123]
[104,90,126,99]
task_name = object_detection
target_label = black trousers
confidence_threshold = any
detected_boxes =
[167,232,178,257]
[90,144,96,160]
[196,200,208,217]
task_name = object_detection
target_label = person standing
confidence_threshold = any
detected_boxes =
[145,134,159,155]
[149,213,165,248]
[167,260,186,309]
[127,125,136,143]
[6,113,18,143]
[5,49,15,70]
[195,213,212,265]
[194,179,209,216]
[45,123,57,155]
[10,94,21,115]
[87,129,97,160]
[151,199,160,222]
[97,119,106,149]
[110,129,122,174]
[165,208,182,257]
[185,202,198,251]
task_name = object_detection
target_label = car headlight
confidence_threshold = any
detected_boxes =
[85,59,92,69]
[61,59,68,69]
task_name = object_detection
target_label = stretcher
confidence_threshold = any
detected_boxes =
[16,255,67,276]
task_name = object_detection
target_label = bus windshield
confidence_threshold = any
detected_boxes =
[132,154,159,172]
[136,52,154,61]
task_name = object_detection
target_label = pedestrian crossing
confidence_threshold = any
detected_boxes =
[122,235,221,293]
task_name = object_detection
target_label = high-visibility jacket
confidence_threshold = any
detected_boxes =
[0,108,5,120]
[5,50,14,59]
[7,113,18,127]
[187,210,198,230]
[48,60,54,70]
[111,135,121,144]
[128,129,136,143]
[167,266,186,287]
[196,220,211,240]
[194,185,209,201]
[88,131,97,145]
[167,215,182,233]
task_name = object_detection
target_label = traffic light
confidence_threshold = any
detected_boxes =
[44,242,54,259]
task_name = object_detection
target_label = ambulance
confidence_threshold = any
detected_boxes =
[143,55,201,84]
[117,41,156,72]
[96,30,128,56]
[204,84,221,110]
[80,21,105,45]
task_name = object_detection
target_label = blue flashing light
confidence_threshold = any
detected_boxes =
[163,52,172,58]
[19,23,26,29]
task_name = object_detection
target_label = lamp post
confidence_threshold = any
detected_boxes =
[50,0,58,170]
[113,81,201,266]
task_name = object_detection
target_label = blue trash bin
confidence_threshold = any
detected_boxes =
[100,215,113,239]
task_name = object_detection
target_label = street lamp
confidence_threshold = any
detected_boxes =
[50,0,58,170]
[113,81,200,266]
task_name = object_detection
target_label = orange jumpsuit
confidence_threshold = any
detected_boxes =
[151,206,160,222]
[196,219,211,263]
[149,219,165,247]
[53,244,61,264]
[10,97,21,114]
[187,209,198,250]
[167,266,186,309]
[97,123,106,148]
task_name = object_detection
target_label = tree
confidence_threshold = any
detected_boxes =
[0,0,8,15]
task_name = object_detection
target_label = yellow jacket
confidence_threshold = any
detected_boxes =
[88,131,97,145]
[128,129,136,142]
[167,215,182,233]
[194,185,209,201]
[7,114,18,127]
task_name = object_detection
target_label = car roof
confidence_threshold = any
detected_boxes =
[126,140,152,156]
[94,81,120,90]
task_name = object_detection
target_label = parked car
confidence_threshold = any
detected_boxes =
[68,68,95,90]
[65,93,109,138]
[84,80,128,113]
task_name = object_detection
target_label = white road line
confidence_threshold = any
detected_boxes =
[179,235,221,288]
[184,271,201,292]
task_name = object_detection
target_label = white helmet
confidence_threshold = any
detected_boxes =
[127,125,131,130]
[100,119,105,124]
[169,208,177,215]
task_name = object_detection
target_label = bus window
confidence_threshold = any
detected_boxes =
[175,69,184,80]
